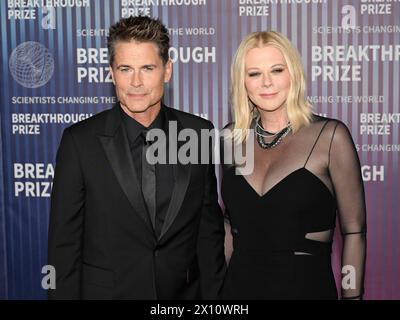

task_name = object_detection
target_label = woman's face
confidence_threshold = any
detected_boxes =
[244,45,291,113]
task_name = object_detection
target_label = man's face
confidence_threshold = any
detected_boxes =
[110,41,172,117]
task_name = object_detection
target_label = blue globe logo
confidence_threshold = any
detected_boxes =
[9,41,54,88]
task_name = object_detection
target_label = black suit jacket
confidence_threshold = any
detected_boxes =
[48,104,226,299]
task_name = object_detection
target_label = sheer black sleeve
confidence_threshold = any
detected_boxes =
[328,122,367,299]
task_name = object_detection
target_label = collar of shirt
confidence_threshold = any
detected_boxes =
[120,105,166,145]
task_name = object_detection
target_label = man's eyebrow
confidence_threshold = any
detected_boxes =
[115,64,158,68]
[141,64,157,68]
[116,64,131,68]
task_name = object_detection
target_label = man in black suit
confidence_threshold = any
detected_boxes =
[48,16,226,299]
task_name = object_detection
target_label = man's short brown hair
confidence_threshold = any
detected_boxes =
[107,15,170,66]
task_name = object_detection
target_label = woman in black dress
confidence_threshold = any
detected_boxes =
[221,31,366,300]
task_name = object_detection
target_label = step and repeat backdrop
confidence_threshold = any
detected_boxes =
[0,0,399,299]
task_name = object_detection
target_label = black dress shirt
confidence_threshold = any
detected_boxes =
[120,106,174,238]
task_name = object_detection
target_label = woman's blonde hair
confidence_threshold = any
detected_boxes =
[230,30,313,143]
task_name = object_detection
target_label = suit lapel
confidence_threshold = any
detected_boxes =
[159,107,191,240]
[98,105,154,235]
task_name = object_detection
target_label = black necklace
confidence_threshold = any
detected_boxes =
[255,117,292,149]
